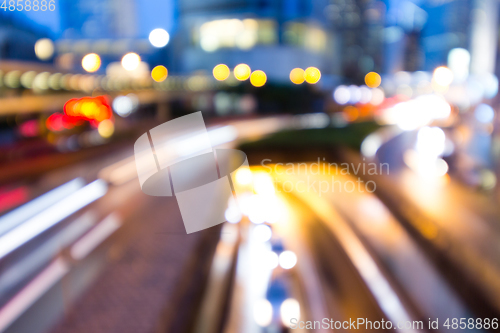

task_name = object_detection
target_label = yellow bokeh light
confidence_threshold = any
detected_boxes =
[151,65,168,82]
[235,167,253,185]
[365,72,381,88]
[289,68,305,84]
[81,53,101,73]
[98,119,115,138]
[213,64,230,81]
[234,64,251,81]
[250,70,267,87]
[121,52,141,71]
[304,67,321,84]
[433,66,454,87]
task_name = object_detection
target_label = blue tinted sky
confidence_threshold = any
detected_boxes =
[4,0,175,38]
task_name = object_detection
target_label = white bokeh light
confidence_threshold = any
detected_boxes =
[334,85,350,105]
[280,298,300,326]
[113,95,134,117]
[252,225,272,242]
[121,53,141,71]
[34,38,54,60]
[279,250,297,269]
[253,299,273,327]
[149,28,170,48]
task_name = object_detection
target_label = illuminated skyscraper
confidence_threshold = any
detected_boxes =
[59,0,138,39]
[174,0,338,81]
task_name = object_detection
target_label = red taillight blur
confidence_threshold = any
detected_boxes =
[63,96,113,123]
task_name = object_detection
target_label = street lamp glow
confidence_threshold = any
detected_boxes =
[279,250,297,269]
[433,66,454,87]
[82,53,101,73]
[234,64,251,81]
[290,68,305,84]
[365,72,381,88]
[121,53,141,71]
[304,67,321,84]
[253,299,273,327]
[98,120,115,138]
[149,28,170,48]
[151,65,168,82]
[34,38,54,60]
[250,70,267,87]
[213,64,230,81]
[235,167,252,185]
[280,299,300,326]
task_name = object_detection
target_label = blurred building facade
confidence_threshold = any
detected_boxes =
[0,13,49,61]
[172,0,340,81]
[59,0,138,39]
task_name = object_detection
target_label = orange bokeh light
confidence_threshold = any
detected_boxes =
[64,96,113,123]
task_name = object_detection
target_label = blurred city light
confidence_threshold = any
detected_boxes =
[365,72,381,88]
[280,298,300,326]
[64,96,113,123]
[212,64,230,81]
[432,66,454,87]
[121,53,141,71]
[361,132,383,157]
[151,65,168,82]
[253,173,275,197]
[359,86,372,104]
[82,53,101,73]
[233,64,251,81]
[250,70,267,87]
[33,72,50,91]
[48,73,62,90]
[475,104,495,123]
[46,113,83,132]
[404,150,449,178]
[370,88,385,105]
[304,67,321,84]
[235,168,253,185]
[279,250,297,269]
[225,203,242,224]
[20,71,36,89]
[97,119,115,138]
[480,169,497,190]
[253,299,273,327]
[416,127,446,157]
[348,85,361,104]
[112,95,136,117]
[252,225,272,242]
[4,70,21,88]
[34,38,54,60]
[289,68,305,84]
[334,85,350,104]
[149,28,170,48]
[4,1,500,329]
[481,73,499,99]
[381,94,451,130]
[448,48,470,82]
[265,251,279,269]
[0,180,107,260]
[344,106,359,122]
[200,18,261,52]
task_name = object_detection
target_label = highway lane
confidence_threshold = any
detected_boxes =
[3,116,498,332]
[362,127,500,317]
[0,114,301,333]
